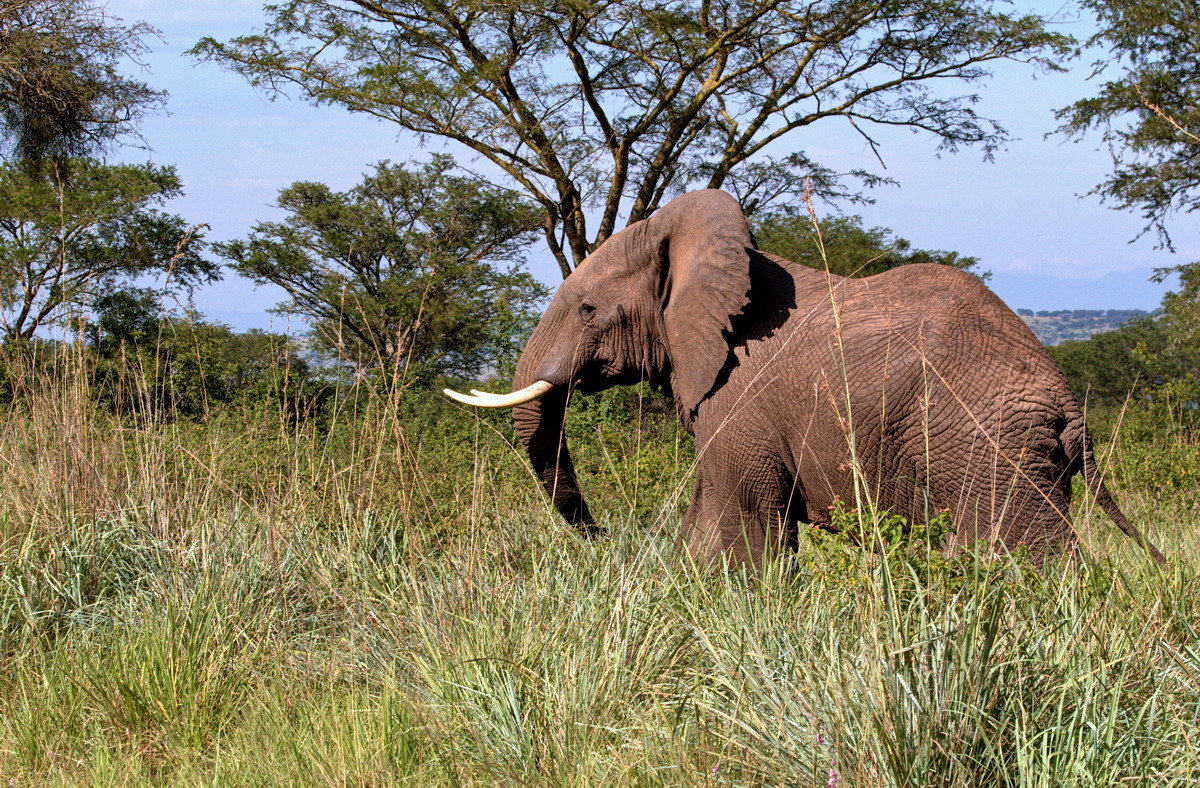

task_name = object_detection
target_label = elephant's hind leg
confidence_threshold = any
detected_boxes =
[937,456,1077,562]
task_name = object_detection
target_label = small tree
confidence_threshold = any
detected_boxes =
[214,156,548,380]
[195,0,1069,277]
[0,159,215,341]
[754,212,984,279]
[0,0,165,167]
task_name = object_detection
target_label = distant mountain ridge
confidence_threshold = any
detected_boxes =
[1016,309,1150,346]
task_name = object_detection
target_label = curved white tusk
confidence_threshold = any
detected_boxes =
[442,380,555,408]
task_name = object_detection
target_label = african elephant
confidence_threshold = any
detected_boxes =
[445,189,1164,565]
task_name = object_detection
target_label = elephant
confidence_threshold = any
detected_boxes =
[445,189,1164,566]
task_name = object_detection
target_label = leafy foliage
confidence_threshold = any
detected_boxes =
[1050,265,1198,413]
[0,159,215,340]
[1156,260,1200,365]
[1099,402,1200,495]
[754,212,985,278]
[0,0,165,167]
[799,497,973,586]
[1048,315,1172,406]
[1056,0,1200,248]
[88,291,323,420]
[824,497,956,553]
[214,156,547,380]
[194,0,1069,276]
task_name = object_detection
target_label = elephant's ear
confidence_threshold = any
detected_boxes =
[656,190,753,420]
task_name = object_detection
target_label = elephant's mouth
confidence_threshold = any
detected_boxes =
[442,379,556,408]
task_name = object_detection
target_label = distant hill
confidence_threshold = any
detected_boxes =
[1016,309,1151,346]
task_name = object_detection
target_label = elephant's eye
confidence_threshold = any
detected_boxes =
[578,301,597,321]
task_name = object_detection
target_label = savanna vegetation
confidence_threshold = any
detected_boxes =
[1,0,1199,785]
[1,318,1198,786]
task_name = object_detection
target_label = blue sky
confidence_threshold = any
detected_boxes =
[107,0,1197,332]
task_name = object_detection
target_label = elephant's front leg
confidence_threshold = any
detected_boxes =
[681,450,799,566]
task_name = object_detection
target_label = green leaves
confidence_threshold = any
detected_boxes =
[0,159,215,340]
[1056,0,1200,248]
[753,212,985,279]
[214,155,548,379]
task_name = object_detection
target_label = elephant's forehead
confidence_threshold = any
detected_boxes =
[549,275,583,304]
[574,249,615,276]
[569,253,635,288]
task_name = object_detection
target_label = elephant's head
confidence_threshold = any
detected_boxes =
[444,189,753,530]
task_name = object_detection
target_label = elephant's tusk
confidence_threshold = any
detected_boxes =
[442,380,555,408]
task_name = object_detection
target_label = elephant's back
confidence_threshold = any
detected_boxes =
[850,264,1084,531]
[740,257,1061,400]
[854,264,1042,353]
[838,264,1070,401]
[741,256,1088,551]
[737,254,1079,427]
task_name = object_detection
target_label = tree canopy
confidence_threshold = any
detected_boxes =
[0,0,165,167]
[0,159,215,341]
[195,0,1070,277]
[1056,0,1200,249]
[754,212,984,279]
[214,156,548,379]
[1051,0,1199,417]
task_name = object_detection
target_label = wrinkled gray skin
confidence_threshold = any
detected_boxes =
[510,190,1164,565]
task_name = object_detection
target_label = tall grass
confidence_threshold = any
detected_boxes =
[0,342,1197,785]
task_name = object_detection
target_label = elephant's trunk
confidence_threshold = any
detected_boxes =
[511,390,596,532]
[510,326,597,534]
[442,306,596,532]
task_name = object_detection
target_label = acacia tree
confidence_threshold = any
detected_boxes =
[195,0,1069,278]
[0,0,165,167]
[0,159,215,341]
[214,156,548,378]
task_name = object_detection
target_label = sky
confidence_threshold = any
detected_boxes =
[104,0,1197,332]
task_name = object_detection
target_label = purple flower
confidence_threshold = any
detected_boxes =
[827,767,839,788]
[710,762,721,776]
[816,732,825,745]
